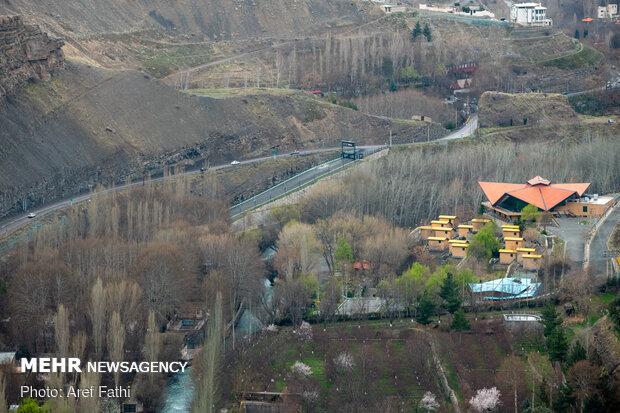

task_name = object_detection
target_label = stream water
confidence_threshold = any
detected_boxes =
[160,368,194,413]
[161,278,273,412]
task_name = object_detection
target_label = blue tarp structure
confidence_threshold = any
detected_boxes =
[469,277,541,300]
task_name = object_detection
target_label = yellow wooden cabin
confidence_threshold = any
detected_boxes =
[449,240,468,258]
[428,237,449,251]
[457,224,474,238]
[438,215,459,227]
[499,249,517,264]
[505,237,524,250]
[502,225,521,238]
[522,254,543,270]
[432,226,453,238]
[431,219,452,229]
[516,247,536,263]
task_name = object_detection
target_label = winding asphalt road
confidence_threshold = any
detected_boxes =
[587,201,620,277]
[0,116,479,244]
[0,147,338,238]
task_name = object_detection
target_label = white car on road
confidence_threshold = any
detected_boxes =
[230,160,240,165]
[27,213,36,219]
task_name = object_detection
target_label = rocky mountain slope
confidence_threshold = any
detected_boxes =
[0,15,63,98]
[0,0,371,40]
[0,60,445,219]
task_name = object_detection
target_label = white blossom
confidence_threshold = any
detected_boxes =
[302,390,320,402]
[419,391,439,411]
[264,324,278,332]
[293,321,313,341]
[291,361,313,377]
[334,352,355,370]
[469,387,501,412]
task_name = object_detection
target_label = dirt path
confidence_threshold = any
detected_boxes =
[419,328,462,412]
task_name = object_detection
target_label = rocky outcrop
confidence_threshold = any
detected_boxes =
[0,15,63,98]
[478,92,578,128]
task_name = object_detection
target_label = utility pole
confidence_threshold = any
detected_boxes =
[389,129,392,147]
[427,124,430,142]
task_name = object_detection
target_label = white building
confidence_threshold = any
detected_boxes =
[597,4,618,19]
[510,3,552,26]
[382,4,408,14]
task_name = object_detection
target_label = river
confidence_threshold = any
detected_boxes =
[161,368,194,413]
[160,278,273,411]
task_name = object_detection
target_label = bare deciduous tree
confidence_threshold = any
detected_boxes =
[107,311,125,387]
[54,304,70,358]
[89,278,106,359]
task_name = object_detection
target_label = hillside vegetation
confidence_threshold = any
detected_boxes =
[296,136,620,227]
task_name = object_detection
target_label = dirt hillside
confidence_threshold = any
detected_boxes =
[478,91,579,128]
[0,0,372,40]
[0,62,444,219]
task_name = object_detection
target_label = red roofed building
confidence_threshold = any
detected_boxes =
[478,176,613,220]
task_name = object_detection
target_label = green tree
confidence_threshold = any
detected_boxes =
[439,272,462,314]
[608,294,620,333]
[467,222,500,261]
[553,385,575,412]
[567,341,587,366]
[541,304,562,337]
[335,238,353,265]
[396,268,424,316]
[547,327,569,362]
[417,291,435,324]
[400,66,420,83]
[451,308,470,331]
[411,21,422,40]
[521,204,541,222]
[16,399,49,413]
[423,23,432,42]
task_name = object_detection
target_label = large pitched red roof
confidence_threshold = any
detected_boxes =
[478,177,590,211]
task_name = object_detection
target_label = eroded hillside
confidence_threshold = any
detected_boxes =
[0,61,444,219]
[0,0,372,39]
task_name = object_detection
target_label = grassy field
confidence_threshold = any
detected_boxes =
[231,319,447,411]
[227,318,531,411]
[130,43,214,78]
[541,43,604,70]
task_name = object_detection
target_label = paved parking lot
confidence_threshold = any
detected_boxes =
[547,217,594,263]
[588,204,620,276]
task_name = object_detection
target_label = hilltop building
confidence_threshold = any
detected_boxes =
[479,176,614,220]
[597,4,618,19]
[510,3,552,26]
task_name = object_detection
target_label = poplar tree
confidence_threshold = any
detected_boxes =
[193,292,224,413]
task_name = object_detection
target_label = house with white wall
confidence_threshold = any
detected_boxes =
[510,3,552,26]
[597,4,618,19]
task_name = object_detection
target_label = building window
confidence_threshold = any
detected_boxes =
[582,206,588,213]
